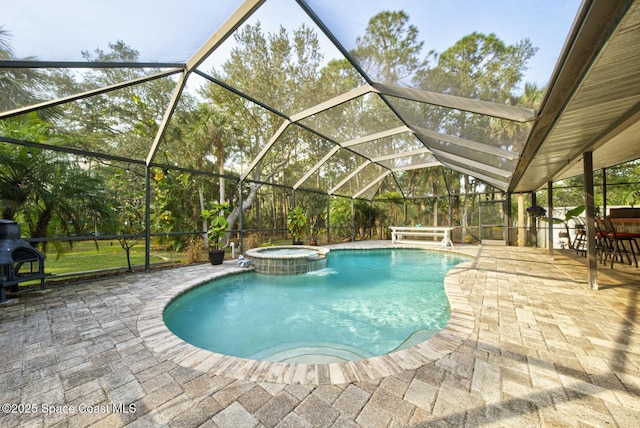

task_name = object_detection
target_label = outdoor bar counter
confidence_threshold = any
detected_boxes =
[609,207,640,234]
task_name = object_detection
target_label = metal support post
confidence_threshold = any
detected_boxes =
[326,195,331,244]
[584,152,598,290]
[238,180,244,255]
[144,165,151,272]
[548,182,554,258]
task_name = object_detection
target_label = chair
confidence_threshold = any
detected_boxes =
[572,217,587,256]
[594,217,611,264]
[601,216,640,268]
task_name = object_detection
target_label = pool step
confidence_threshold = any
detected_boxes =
[248,341,375,363]
[391,329,440,352]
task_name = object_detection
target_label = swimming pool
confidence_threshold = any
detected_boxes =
[164,249,469,363]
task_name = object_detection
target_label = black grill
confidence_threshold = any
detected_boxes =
[0,219,46,303]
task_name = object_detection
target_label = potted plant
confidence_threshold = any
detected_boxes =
[526,205,547,247]
[287,206,307,245]
[202,201,230,265]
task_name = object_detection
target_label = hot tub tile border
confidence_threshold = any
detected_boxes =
[137,245,477,385]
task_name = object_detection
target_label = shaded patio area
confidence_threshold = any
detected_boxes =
[1,242,639,427]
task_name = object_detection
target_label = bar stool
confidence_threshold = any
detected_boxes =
[594,217,611,264]
[572,217,587,256]
[602,216,640,268]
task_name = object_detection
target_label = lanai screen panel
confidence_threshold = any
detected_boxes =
[357,174,397,201]
[389,95,528,156]
[298,148,369,193]
[332,162,388,198]
[2,0,243,63]
[305,0,579,92]
[392,168,448,198]
[170,73,288,177]
[3,74,179,161]
[257,123,337,188]
[196,0,351,118]
[389,95,523,182]
[377,152,439,171]
[0,67,182,116]
[412,127,518,172]
[297,92,403,142]
[346,132,425,160]
[303,0,580,188]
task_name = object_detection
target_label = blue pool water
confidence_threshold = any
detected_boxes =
[164,249,469,363]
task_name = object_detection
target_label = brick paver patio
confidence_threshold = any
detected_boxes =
[1,242,638,427]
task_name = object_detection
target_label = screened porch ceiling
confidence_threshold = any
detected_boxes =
[1,0,639,199]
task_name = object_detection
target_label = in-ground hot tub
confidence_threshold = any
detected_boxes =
[245,245,329,275]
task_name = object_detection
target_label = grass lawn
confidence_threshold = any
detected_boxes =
[42,239,187,275]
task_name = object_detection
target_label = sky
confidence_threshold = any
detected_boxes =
[1,0,582,88]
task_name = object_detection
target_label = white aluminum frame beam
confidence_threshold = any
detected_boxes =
[430,148,512,179]
[328,161,371,195]
[340,126,410,148]
[186,0,265,72]
[241,120,290,181]
[371,148,432,162]
[289,84,375,122]
[293,146,340,189]
[0,69,182,120]
[374,82,537,123]
[146,72,188,165]
[440,161,509,191]
[391,161,441,172]
[411,125,517,161]
[352,170,391,199]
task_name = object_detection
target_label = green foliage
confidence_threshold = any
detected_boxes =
[354,200,384,228]
[150,167,206,250]
[376,191,404,203]
[542,205,585,225]
[202,201,230,250]
[328,197,352,230]
[353,10,425,84]
[286,206,307,242]
[419,32,537,100]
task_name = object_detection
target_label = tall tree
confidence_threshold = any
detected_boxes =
[201,22,329,234]
[417,32,537,100]
[0,113,59,221]
[414,32,537,228]
[490,82,544,152]
[0,26,46,111]
[50,41,177,160]
[353,11,426,84]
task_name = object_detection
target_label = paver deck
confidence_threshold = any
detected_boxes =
[1,242,638,427]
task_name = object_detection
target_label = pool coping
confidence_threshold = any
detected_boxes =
[137,244,477,385]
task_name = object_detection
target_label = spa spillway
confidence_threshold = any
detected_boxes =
[245,245,329,275]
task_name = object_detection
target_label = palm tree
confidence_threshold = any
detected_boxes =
[0,26,45,111]
[0,113,53,219]
[489,82,544,151]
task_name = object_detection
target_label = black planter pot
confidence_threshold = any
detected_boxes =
[208,249,225,265]
[292,240,304,245]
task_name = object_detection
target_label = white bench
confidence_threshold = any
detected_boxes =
[389,226,454,249]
